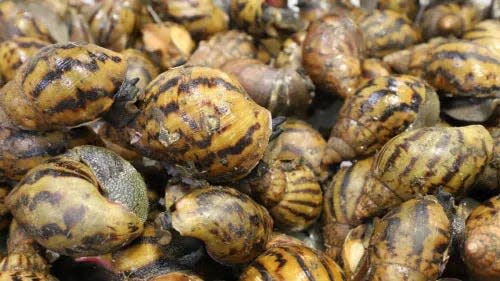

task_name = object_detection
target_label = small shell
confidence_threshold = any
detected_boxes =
[128,66,272,182]
[302,14,365,97]
[0,1,55,42]
[463,195,500,281]
[0,37,49,83]
[171,186,273,264]
[6,146,149,257]
[421,3,479,40]
[122,49,159,93]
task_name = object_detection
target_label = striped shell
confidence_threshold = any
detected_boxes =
[463,20,500,59]
[0,1,54,42]
[358,9,421,58]
[354,125,493,221]
[322,75,440,165]
[6,146,148,257]
[377,0,418,20]
[171,186,273,264]
[421,3,479,40]
[0,37,49,83]
[0,42,128,131]
[423,40,500,98]
[302,14,364,98]
[355,196,451,281]
[463,195,500,281]
[239,243,345,281]
[128,66,272,182]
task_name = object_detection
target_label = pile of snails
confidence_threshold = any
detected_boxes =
[0,0,498,280]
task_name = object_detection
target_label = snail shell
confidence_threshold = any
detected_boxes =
[0,42,129,131]
[322,75,440,165]
[377,0,419,20]
[6,145,149,257]
[462,195,500,281]
[122,49,159,94]
[0,37,49,83]
[421,3,479,40]
[171,186,273,264]
[128,66,272,182]
[464,20,500,59]
[354,125,493,221]
[302,14,365,97]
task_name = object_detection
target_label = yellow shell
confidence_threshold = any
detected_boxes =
[0,37,49,82]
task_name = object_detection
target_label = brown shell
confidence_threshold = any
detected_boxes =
[187,30,257,69]
[377,0,418,20]
[302,14,365,97]
[275,31,306,70]
[128,66,272,182]
[171,186,273,264]
[0,1,54,42]
[361,58,391,81]
[354,196,451,281]
[358,9,421,58]
[423,40,500,98]
[141,22,195,71]
[6,146,148,257]
[239,243,345,281]
[473,127,499,194]
[88,0,141,51]
[354,125,493,222]
[0,42,128,131]
[122,49,159,94]
[221,58,314,117]
[96,121,142,161]
[421,3,479,40]
[322,75,440,165]
[149,272,204,281]
[464,20,500,59]
[0,37,49,83]
[463,195,500,281]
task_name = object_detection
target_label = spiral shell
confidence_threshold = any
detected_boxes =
[322,75,440,165]
[0,37,49,83]
[128,66,272,182]
[171,186,273,264]
[463,195,500,281]
[354,196,451,281]
[302,14,364,97]
[354,125,493,221]
[421,3,479,40]
[240,242,345,281]
[464,20,500,59]
[187,30,257,69]
[0,42,129,131]
[358,9,421,58]
[6,145,149,257]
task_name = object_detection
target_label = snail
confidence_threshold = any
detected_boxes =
[360,58,391,81]
[0,42,141,131]
[0,1,55,42]
[354,125,493,222]
[170,186,273,264]
[0,37,50,84]
[240,233,346,281]
[463,20,500,59]
[302,14,365,98]
[275,31,306,71]
[357,9,421,58]
[221,58,314,117]
[322,75,440,165]
[473,127,499,195]
[376,0,419,20]
[122,48,159,94]
[6,145,149,257]
[141,22,195,71]
[462,195,500,281]
[421,2,479,40]
[186,30,257,69]
[127,66,272,182]
[230,0,303,38]
[351,196,452,281]
[0,184,10,231]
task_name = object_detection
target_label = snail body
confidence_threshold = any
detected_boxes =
[128,66,272,182]
[322,75,440,165]
[6,145,149,257]
[302,14,364,97]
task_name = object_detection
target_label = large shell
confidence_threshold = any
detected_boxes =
[0,42,128,131]
[0,37,49,83]
[322,75,440,165]
[6,146,148,257]
[128,66,272,182]
[463,195,500,281]
[171,186,273,264]
[354,196,451,281]
[302,14,364,97]
[354,125,493,221]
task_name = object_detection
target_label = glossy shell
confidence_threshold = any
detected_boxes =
[0,37,49,83]
[128,66,272,182]
[358,9,421,58]
[171,187,273,264]
[0,42,127,131]
[463,195,500,281]
[302,14,364,97]
[322,75,440,165]
[423,40,500,98]
[463,20,500,59]
[421,3,479,40]
[6,146,148,257]
[355,196,451,281]
[239,243,345,281]
[355,125,493,221]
